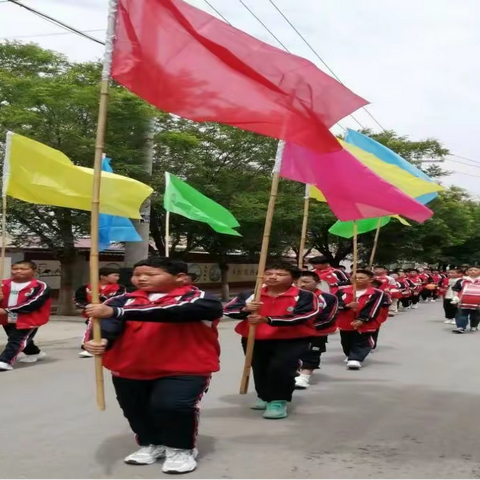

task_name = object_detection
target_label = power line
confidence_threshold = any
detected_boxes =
[1,29,105,41]
[266,0,386,132]
[447,158,480,171]
[449,153,480,169]
[237,0,289,51]
[7,0,104,45]
[203,0,232,25]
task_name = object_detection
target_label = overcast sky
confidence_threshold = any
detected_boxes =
[2,0,480,196]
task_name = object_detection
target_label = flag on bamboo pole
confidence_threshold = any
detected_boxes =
[308,140,443,203]
[164,172,241,236]
[3,132,152,218]
[111,0,367,154]
[278,142,434,223]
[98,157,142,251]
[344,129,438,204]
[328,215,411,239]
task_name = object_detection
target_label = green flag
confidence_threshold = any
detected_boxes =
[329,215,411,239]
[329,217,391,239]
[164,172,241,236]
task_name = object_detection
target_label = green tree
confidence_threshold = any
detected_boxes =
[0,42,153,314]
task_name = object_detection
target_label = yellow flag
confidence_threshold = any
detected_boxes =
[3,132,152,219]
[392,215,411,226]
[309,140,444,202]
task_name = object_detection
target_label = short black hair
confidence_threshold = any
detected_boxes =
[12,260,37,270]
[99,267,120,277]
[309,256,329,265]
[265,261,301,280]
[452,268,464,274]
[374,265,387,270]
[299,270,320,282]
[134,257,188,276]
[371,279,382,288]
[467,265,480,270]
[356,269,374,278]
[408,268,418,273]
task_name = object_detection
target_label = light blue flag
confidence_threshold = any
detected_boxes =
[344,129,437,204]
[99,158,142,251]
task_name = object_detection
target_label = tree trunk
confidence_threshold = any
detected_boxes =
[219,262,230,302]
[56,254,77,316]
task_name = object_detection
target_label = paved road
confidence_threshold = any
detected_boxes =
[2,304,480,479]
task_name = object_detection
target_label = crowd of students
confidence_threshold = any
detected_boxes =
[1,256,479,473]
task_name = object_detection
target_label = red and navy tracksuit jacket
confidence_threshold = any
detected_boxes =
[310,288,338,336]
[313,267,350,294]
[335,286,390,333]
[75,283,126,317]
[452,277,480,294]
[224,286,319,340]
[0,279,51,329]
[408,274,423,294]
[85,286,223,380]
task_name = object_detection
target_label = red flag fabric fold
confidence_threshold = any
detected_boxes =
[112,0,368,153]
[280,143,433,223]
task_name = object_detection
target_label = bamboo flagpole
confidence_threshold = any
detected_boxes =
[89,0,118,411]
[368,218,383,269]
[239,141,284,394]
[352,220,358,299]
[165,211,170,257]
[1,132,12,280]
[298,184,310,270]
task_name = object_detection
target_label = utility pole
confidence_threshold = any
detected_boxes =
[124,118,155,267]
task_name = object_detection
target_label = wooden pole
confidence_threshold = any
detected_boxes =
[368,218,382,270]
[0,195,6,279]
[352,220,358,299]
[89,0,118,411]
[239,142,284,394]
[165,211,170,257]
[298,184,310,269]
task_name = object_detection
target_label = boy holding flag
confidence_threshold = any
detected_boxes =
[224,262,319,419]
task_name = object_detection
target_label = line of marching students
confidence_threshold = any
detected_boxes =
[4,254,479,474]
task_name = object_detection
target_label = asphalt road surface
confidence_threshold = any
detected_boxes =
[2,303,480,479]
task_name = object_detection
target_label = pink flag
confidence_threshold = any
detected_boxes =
[112,0,367,154]
[279,143,433,222]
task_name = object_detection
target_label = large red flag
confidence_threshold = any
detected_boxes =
[112,0,367,153]
[279,143,433,223]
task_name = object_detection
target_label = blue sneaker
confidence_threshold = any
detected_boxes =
[263,400,288,419]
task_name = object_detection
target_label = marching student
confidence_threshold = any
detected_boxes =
[294,270,338,389]
[407,268,422,309]
[396,269,413,310]
[373,266,395,291]
[336,269,389,370]
[0,261,51,371]
[440,268,463,325]
[308,256,350,293]
[451,266,480,334]
[83,257,223,474]
[75,267,126,358]
[370,278,391,350]
[224,262,319,419]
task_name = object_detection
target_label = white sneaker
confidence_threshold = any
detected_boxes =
[344,357,349,363]
[162,448,198,474]
[452,327,466,334]
[79,350,94,358]
[18,351,47,363]
[450,320,457,325]
[431,299,436,303]
[411,304,419,309]
[444,320,453,324]
[0,361,13,371]
[124,445,166,465]
[295,375,311,389]
[346,360,362,370]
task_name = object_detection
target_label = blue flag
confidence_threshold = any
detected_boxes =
[344,129,437,205]
[99,158,142,251]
